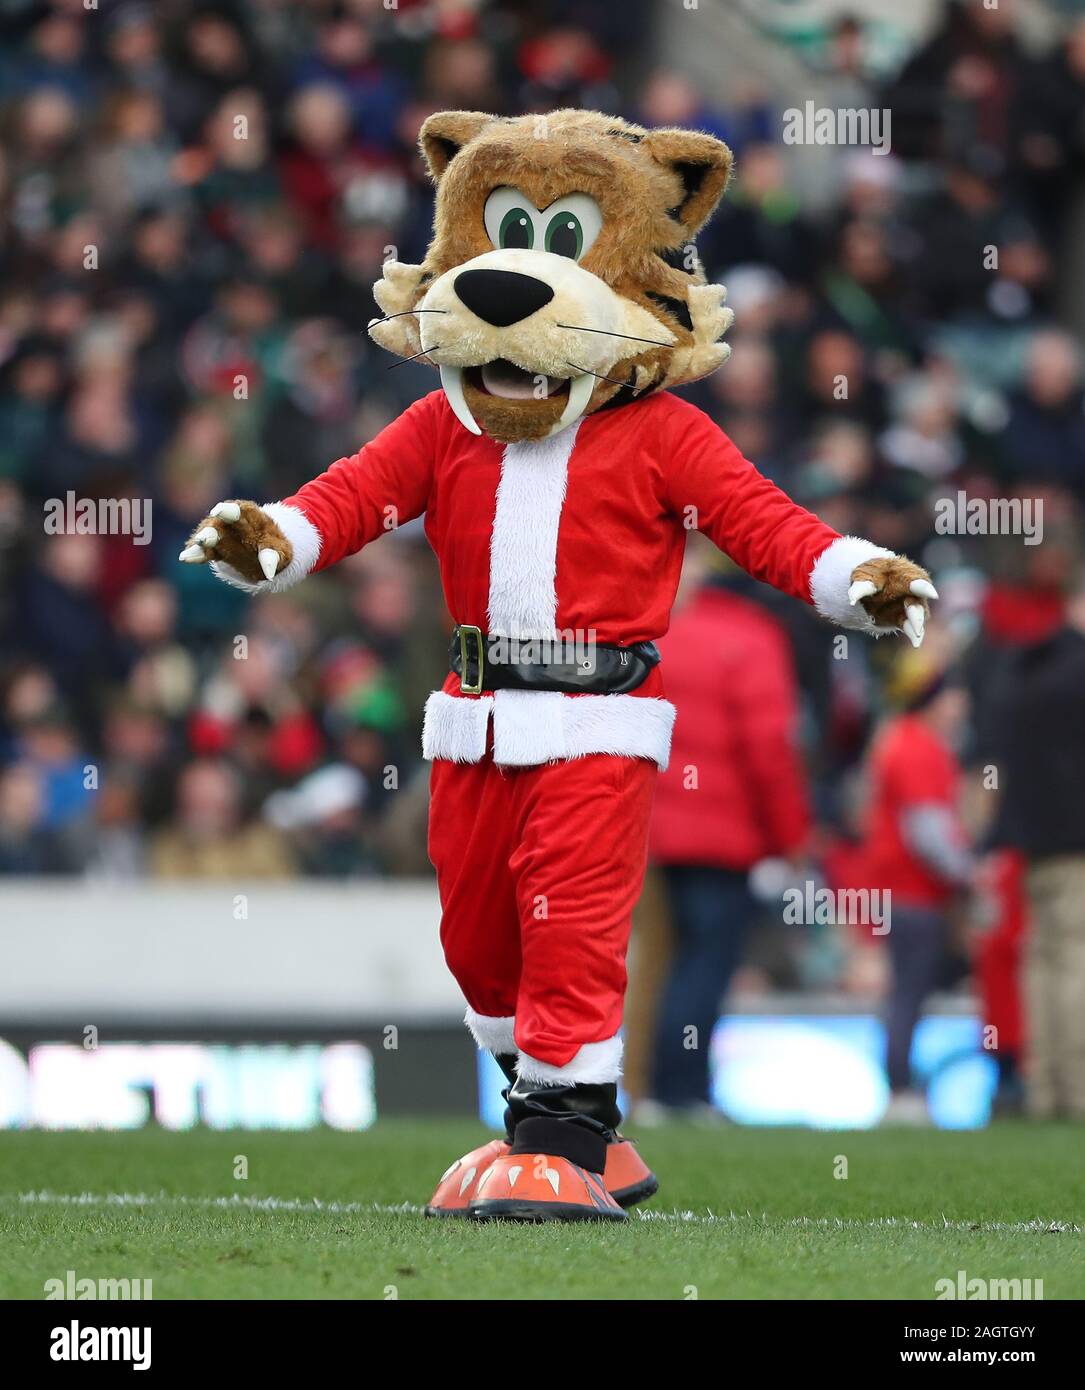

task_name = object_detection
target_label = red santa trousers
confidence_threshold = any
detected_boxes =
[428,750,657,1082]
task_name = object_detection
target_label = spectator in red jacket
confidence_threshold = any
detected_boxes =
[643,566,811,1115]
[972,848,1027,1115]
[863,672,972,1123]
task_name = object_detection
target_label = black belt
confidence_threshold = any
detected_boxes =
[449,625,660,695]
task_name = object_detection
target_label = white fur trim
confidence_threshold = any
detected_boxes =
[487,427,579,637]
[492,690,566,762]
[420,690,675,770]
[492,690,676,770]
[211,502,322,594]
[517,1034,623,1086]
[422,690,494,762]
[809,534,896,634]
[464,1008,517,1055]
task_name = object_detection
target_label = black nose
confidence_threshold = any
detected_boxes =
[454,269,554,327]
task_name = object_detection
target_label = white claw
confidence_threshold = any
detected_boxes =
[179,544,208,563]
[258,548,280,581]
[210,501,241,522]
[910,578,939,600]
[848,579,878,606]
[902,603,925,647]
[195,527,219,548]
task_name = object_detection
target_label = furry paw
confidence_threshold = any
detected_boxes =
[847,556,938,646]
[179,500,293,584]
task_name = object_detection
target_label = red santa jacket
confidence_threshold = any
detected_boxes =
[650,584,811,867]
[221,389,887,768]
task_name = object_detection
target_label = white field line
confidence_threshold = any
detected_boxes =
[6,1190,1080,1233]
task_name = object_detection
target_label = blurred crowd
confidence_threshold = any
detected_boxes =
[0,0,654,879]
[0,0,1083,1073]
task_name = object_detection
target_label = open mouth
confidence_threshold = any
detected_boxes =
[470,360,569,401]
[439,361,594,436]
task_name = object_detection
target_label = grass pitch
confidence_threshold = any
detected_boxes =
[1,1120,1081,1300]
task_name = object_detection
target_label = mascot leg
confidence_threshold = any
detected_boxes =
[425,754,656,1218]
[425,757,519,1217]
[470,754,658,1223]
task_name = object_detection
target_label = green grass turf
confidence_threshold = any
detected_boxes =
[0,1120,1082,1300]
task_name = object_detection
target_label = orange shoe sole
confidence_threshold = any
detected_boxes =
[424,1137,658,1217]
[470,1158,628,1223]
[471,1196,628,1223]
[610,1170,658,1209]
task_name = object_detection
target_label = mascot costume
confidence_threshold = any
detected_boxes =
[181,110,937,1222]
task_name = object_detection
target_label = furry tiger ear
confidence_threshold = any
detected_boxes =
[419,110,497,182]
[641,128,733,234]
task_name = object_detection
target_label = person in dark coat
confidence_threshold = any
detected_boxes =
[989,575,1085,1118]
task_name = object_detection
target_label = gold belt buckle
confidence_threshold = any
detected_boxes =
[458,624,484,695]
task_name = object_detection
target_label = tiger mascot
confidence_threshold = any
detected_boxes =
[181,109,937,1222]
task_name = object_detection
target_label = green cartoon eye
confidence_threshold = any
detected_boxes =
[484,188,602,259]
[545,211,584,259]
[498,206,534,250]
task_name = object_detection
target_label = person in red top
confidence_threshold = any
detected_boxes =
[863,673,972,1122]
[645,567,811,1113]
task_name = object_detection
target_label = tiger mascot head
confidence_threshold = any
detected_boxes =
[369,108,736,443]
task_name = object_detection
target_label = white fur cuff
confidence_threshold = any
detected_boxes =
[211,502,322,595]
[809,534,896,634]
[464,1009,517,1055]
[517,1034,623,1086]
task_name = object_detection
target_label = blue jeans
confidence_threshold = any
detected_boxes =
[650,864,755,1106]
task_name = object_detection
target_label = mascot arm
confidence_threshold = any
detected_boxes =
[662,403,937,646]
[180,394,438,593]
